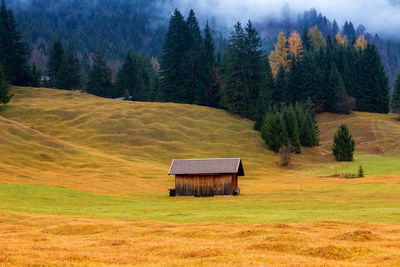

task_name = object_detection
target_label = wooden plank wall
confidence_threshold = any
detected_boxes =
[175,174,233,196]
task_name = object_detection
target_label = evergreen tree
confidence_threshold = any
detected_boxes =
[221,22,247,116]
[273,65,287,105]
[254,57,274,130]
[262,111,288,152]
[391,72,400,113]
[282,105,301,153]
[47,39,64,88]
[115,53,138,99]
[357,44,390,113]
[332,20,339,36]
[358,165,364,177]
[160,9,189,102]
[0,65,12,104]
[185,9,203,104]
[0,0,30,85]
[244,20,267,119]
[202,22,220,107]
[301,28,311,52]
[332,124,355,161]
[86,50,113,98]
[56,43,81,90]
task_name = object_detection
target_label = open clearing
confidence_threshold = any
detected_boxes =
[1,87,400,265]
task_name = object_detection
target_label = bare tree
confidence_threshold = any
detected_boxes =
[279,144,295,166]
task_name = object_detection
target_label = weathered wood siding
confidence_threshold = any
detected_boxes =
[232,174,238,192]
[175,174,234,196]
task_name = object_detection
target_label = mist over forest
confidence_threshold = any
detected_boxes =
[6,0,400,84]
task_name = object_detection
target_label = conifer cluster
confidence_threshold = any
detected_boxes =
[159,9,220,107]
[46,40,81,90]
[268,29,390,114]
[261,103,319,153]
[0,0,38,103]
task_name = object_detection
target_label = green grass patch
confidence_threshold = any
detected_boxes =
[1,184,400,223]
[298,153,400,175]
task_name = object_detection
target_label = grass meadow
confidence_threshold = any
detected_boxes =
[1,87,400,265]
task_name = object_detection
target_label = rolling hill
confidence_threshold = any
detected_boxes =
[1,86,400,266]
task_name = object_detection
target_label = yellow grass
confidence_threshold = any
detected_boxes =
[2,211,400,266]
[1,86,400,265]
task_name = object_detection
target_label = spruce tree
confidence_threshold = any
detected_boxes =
[357,44,390,113]
[262,111,288,152]
[0,65,12,104]
[221,22,247,116]
[391,72,400,113]
[115,53,138,98]
[0,0,30,85]
[332,124,355,161]
[202,22,220,107]
[244,20,267,119]
[282,105,301,153]
[254,57,274,130]
[56,43,81,90]
[160,9,189,102]
[86,50,113,98]
[47,39,64,88]
[184,9,203,104]
[273,65,286,105]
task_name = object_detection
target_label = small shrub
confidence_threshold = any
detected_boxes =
[358,166,364,177]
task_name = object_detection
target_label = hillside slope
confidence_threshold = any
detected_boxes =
[0,87,281,195]
[0,86,400,196]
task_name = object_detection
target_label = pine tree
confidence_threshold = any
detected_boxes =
[262,111,288,152]
[115,53,137,98]
[358,165,364,177]
[202,22,220,107]
[185,9,203,104]
[269,32,289,76]
[0,0,30,85]
[273,65,287,105]
[221,22,247,116]
[301,28,311,52]
[282,105,301,153]
[332,20,339,36]
[0,65,12,104]
[56,43,81,90]
[243,20,267,119]
[160,9,189,102]
[332,124,355,161]
[47,39,64,88]
[254,57,274,130]
[357,44,390,113]
[86,50,113,98]
[391,72,400,113]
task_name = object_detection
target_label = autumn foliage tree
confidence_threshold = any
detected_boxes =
[288,31,304,59]
[269,32,290,76]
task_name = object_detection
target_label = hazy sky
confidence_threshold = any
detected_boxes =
[171,0,400,37]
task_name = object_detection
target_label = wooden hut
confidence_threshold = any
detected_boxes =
[168,158,244,197]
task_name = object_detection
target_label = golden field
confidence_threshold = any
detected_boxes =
[1,86,400,266]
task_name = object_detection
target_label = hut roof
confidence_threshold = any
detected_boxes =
[168,158,244,176]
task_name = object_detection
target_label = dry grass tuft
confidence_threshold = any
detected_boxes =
[334,230,380,242]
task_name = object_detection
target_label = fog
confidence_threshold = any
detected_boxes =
[9,0,400,38]
[171,0,400,38]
